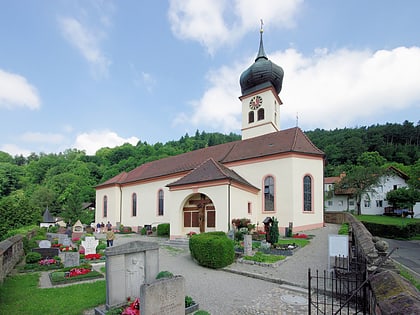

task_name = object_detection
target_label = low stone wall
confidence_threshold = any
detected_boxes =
[0,235,24,284]
[334,212,420,314]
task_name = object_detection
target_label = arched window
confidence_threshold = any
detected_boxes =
[248,111,254,123]
[257,108,265,121]
[158,189,164,216]
[264,176,274,211]
[132,193,137,217]
[303,175,312,211]
[103,195,108,217]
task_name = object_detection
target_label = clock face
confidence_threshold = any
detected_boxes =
[249,95,263,110]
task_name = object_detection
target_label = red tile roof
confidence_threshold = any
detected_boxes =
[97,127,324,188]
[167,157,257,189]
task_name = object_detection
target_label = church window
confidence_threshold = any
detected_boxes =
[103,195,108,217]
[257,108,264,121]
[132,193,137,217]
[248,202,252,214]
[248,111,254,123]
[303,175,312,211]
[184,210,199,227]
[264,176,274,211]
[158,189,164,216]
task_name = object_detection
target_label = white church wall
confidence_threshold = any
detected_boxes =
[95,186,121,228]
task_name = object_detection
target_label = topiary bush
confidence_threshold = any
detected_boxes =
[26,252,42,264]
[189,232,234,269]
[157,223,170,236]
[156,270,174,279]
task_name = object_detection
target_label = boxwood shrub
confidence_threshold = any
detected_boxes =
[157,223,170,236]
[189,232,234,269]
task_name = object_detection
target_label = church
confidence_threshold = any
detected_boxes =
[95,28,325,239]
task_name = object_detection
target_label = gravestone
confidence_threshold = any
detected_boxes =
[243,234,252,256]
[58,234,69,245]
[81,236,99,255]
[63,252,80,267]
[105,240,159,310]
[72,220,84,240]
[32,248,59,259]
[140,276,185,315]
[39,240,51,248]
[62,237,71,247]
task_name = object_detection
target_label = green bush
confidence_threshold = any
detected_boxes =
[26,252,42,264]
[120,226,132,234]
[140,227,147,235]
[185,295,195,308]
[96,242,106,251]
[189,232,234,269]
[362,221,420,239]
[156,270,174,279]
[23,237,39,254]
[157,223,170,236]
[338,223,349,235]
[194,311,210,315]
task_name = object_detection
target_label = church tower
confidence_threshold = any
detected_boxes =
[239,24,284,140]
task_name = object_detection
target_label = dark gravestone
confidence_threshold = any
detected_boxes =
[32,248,60,259]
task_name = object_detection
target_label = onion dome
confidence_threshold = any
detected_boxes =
[240,27,284,96]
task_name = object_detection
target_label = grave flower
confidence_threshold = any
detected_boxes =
[66,267,91,278]
[85,253,102,260]
[39,258,56,265]
[121,297,140,315]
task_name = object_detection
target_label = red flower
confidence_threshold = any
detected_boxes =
[85,254,102,260]
[66,268,91,278]
[122,297,140,315]
[292,233,308,239]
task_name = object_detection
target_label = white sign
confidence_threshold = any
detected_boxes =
[328,234,349,271]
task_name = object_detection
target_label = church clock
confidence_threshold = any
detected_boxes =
[249,95,263,110]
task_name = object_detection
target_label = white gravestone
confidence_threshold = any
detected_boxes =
[81,236,99,255]
[39,240,51,248]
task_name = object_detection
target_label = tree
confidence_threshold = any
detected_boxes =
[269,217,279,245]
[335,165,384,215]
[386,187,420,211]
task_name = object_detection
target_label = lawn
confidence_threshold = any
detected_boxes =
[0,273,105,315]
[355,215,420,226]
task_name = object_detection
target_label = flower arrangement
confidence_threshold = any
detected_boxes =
[186,231,196,237]
[51,243,62,248]
[84,253,102,260]
[38,258,56,265]
[122,297,140,315]
[292,233,308,239]
[60,245,77,252]
[66,267,91,278]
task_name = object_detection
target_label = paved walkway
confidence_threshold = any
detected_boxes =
[40,224,340,314]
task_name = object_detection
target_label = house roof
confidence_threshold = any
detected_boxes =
[42,208,55,223]
[96,127,324,188]
[324,177,340,185]
[167,158,258,189]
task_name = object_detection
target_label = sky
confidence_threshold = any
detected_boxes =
[1,0,420,156]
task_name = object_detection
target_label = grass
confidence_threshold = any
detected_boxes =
[243,251,286,263]
[50,269,104,285]
[0,272,105,315]
[275,238,310,248]
[397,265,420,291]
[355,215,420,226]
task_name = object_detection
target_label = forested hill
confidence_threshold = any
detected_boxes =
[0,122,419,238]
[305,120,419,175]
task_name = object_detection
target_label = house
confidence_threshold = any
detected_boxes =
[324,167,418,216]
[95,28,325,239]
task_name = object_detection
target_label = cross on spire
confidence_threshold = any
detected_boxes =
[260,19,264,33]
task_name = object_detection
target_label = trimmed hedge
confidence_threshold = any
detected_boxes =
[189,232,234,269]
[157,223,170,236]
[361,221,420,239]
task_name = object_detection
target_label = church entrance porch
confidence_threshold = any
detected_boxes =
[183,193,215,234]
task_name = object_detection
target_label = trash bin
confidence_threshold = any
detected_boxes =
[285,227,289,237]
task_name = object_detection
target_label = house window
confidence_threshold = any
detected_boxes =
[327,200,333,206]
[158,189,164,216]
[376,200,383,207]
[184,210,199,227]
[338,201,343,207]
[349,200,355,206]
[364,200,371,208]
[264,176,275,211]
[257,108,265,120]
[248,111,254,123]
[103,196,108,217]
[393,185,398,190]
[303,175,312,211]
[207,210,215,228]
[132,193,137,217]
[247,202,252,214]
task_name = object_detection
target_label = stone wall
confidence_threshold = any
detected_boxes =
[0,234,24,284]
[325,212,420,314]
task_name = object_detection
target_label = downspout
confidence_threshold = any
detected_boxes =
[228,181,231,231]
[119,185,123,226]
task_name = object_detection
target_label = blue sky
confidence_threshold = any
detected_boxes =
[1,0,419,156]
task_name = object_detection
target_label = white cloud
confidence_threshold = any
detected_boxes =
[175,46,420,132]
[0,69,41,110]
[58,16,111,78]
[0,144,31,157]
[74,130,139,155]
[168,0,302,53]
